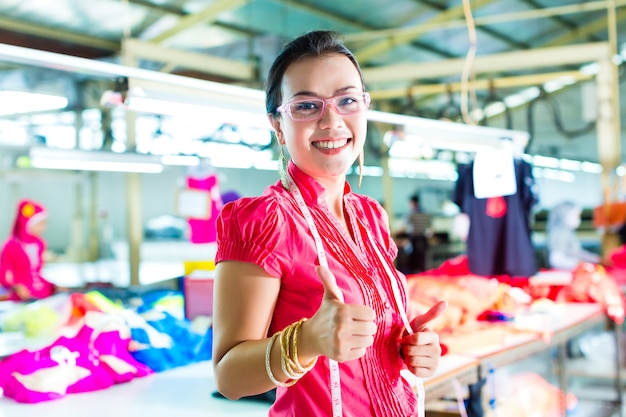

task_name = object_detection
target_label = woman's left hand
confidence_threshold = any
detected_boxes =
[400,300,447,378]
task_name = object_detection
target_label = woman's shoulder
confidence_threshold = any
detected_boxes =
[222,186,290,218]
[218,184,296,233]
[346,192,386,219]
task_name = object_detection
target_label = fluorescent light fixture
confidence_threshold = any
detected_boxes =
[160,154,199,166]
[0,91,68,116]
[126,96,271,130]
[367,110,529,153]
[29,147,163,173]
[581,161,603,173]
[0,43,532,158]
[532,155,560,168]
[559,158,582,171]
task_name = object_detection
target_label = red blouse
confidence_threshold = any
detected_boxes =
[216,161,417,417]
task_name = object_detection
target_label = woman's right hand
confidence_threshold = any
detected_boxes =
[300,266,377,363]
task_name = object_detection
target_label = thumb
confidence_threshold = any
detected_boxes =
[316,266,344,303]
[410,300,447,332]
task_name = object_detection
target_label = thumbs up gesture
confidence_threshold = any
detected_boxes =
[300,266,377,363]
[400,301,447,378]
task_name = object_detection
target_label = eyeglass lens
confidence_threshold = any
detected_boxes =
[286,93,368,120]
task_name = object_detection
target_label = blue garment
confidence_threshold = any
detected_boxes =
[453,159,538,277]
[129,311,212,372]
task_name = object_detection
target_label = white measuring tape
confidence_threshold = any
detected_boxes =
[286,172,425,417]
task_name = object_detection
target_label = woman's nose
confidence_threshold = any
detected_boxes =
[318,103,344,128]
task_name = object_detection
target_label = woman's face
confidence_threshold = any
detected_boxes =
[27,218,47,237]
[270,53,367,182]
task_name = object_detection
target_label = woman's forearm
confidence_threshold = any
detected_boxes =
[214,337,289,399]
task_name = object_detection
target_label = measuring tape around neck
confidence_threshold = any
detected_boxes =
[286,172,425,417]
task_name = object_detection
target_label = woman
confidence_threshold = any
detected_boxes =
[213,30,446,416]
[0,199,55,301]
[547,200,600,270]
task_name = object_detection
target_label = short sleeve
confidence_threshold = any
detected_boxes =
[215,196,293,278]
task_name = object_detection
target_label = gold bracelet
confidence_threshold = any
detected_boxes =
[292,318,317,373]
[265,331,296,387]
[280,322,303,380]
[280,319,318,380]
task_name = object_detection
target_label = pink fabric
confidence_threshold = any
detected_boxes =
[0,317,154,403]
[186,173,223,244]
[0,199,54,300]
[216,162,417,417]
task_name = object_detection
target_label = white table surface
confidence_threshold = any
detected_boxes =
[0,361,270,417]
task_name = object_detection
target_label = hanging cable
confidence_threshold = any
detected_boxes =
[525,86,595,153]
[479,79,513,130]
[460,0,478,125]
[199,123,273,152]
[437,85,462,122]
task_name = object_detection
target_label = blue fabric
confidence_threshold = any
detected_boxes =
[129,311,212,372]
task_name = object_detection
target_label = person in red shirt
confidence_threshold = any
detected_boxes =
[0,199,55,301]
[212,30,446,416]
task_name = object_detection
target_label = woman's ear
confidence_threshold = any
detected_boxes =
[269,114,285,145]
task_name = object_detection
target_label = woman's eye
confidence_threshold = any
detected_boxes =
[295,102,319,112]
[338,96,357,106]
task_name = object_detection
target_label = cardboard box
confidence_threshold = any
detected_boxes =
[183,261,216,320]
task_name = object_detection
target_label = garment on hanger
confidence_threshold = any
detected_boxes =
[453,158,538,278]
[185,160,223,244]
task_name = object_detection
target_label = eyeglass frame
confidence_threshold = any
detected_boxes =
[275,92,371,122]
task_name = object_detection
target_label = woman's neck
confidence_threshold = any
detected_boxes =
[317,176,347,224]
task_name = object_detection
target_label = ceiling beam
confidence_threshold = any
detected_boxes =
[369,70,594,101]
[417,0,531,50]
[518,0,602,43]
[353,0,497,63]
[362,42,611,83]
[148,0,252,43]
[123,38,255,81]
[0,16,118,52]
[269,0,454,59]
[542,7,626,48]
[344,0,626,43]
[127,0,261,37]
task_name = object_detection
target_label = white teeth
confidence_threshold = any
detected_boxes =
[315,139,349,149]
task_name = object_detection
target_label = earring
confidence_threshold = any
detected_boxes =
[358,152,364,188]
[278,145,289,190]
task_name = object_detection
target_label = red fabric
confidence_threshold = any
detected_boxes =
[216,161,417,417]
[555,263,626,324]
[0,199,54,300]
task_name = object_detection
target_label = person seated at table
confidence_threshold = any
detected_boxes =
[0,199,55,301]
[546,200,600,270]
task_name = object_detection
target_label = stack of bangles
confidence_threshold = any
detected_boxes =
[265,318,318,387]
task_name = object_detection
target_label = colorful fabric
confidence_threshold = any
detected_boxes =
[0,310,153,403]
[216,161,417,417]
[127,309,211,372]
[0,199,54,300]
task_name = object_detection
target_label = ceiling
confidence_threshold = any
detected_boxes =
[0,0,624,163]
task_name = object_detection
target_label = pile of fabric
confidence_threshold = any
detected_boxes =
[0,290,212,403]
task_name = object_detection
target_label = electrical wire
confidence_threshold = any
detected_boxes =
[525,87,595,153]
[479,81,513,130]
[460,0,478,125]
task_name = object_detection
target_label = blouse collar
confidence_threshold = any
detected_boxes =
[287,160,352,205]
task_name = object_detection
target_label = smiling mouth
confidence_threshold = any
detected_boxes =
[313,138,351,150]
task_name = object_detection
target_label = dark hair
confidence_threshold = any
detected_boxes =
[410,195,420,205]
[265,30,366,117]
